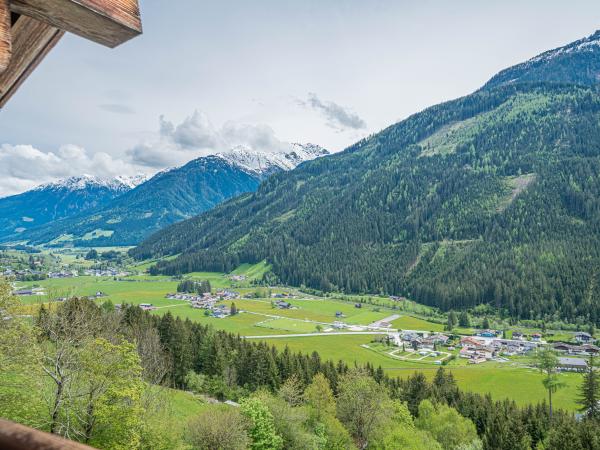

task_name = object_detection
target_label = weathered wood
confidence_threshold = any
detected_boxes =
[0,15,64,108]
[0,419,98,450]
[0,0,11,72]
[10,0,142,48]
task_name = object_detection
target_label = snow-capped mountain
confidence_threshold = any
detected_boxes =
[6,144,330,247]
[35,174,147,193]
[218,143,329,174]
[0,175,144,242]
[485,29,600,88]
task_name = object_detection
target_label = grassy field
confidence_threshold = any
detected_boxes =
[391,315,446,332]
[11,261,588,411]
[256,317,322,333]
[259,334,582,410]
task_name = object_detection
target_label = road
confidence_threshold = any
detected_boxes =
[244,331,390,339]
[368,314,401,328]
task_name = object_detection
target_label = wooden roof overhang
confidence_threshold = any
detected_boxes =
[0,0,142,108]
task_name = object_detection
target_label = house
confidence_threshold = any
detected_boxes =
[478,330,498,338]
[459,337,495,360]
[575,332,595,344]
[12,289,33,296]
[48,271,77,279]
[139,303,156,311]
[423,334,449,346]
[581,344,600,355]
[217,290,239,300]
[402,331,420,342]
[460,336,485,347]
[468,356,487,364]
[410,338,423,350]
[553,342,599,355]
[558,357,588,372]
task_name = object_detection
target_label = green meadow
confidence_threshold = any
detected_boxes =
[13,261,588,411]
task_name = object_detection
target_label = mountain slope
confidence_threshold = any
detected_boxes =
[485,30,600,88]
[132,31,600,323]
[0,175,143,241]
[16,144,328,247]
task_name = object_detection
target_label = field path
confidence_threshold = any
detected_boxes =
[368,314,401,328]
[245,331,389,339]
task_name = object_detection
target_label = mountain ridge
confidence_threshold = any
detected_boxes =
[132,30,600,323]
[0,175,141,240]
[5,143,328,246]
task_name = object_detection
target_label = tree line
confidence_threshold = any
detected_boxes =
[3,283,600,449]
[131,83,600,326]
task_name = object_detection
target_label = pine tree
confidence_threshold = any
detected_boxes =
[535,347,564,420]
[446,311,458,331]
[578,356,599,420]
[482,317,490,329]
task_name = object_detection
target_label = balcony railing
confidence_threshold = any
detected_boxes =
[0,419,97,450]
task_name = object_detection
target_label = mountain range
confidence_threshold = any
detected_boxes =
[0,144,328,246]
[131,30,600,322]
[0,175,146,241]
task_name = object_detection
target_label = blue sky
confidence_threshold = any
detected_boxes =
[1,0,599,196]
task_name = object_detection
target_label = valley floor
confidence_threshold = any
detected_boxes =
[11,258,588,412]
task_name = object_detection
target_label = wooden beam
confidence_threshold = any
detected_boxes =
[0,15,64,108]
[10,0,142,48]
[0,0,10,72]
[0,418,98,450]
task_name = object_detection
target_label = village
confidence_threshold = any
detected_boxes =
[149,285,600,371]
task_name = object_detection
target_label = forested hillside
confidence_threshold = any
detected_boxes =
[0,175,140,241]
[5,287,598,449]
[132,31,600,324]
[17,144,327,247]
[19,157,262,246]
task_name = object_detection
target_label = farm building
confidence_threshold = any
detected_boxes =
[139,303,156,311]
[557,357,588,372]
[552,342,599,356]
[574,332,595,344]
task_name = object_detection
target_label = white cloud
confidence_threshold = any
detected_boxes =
[0,144,140,197]
[126,110,290,168]
[1,110,297,197]
[300,93,367,131]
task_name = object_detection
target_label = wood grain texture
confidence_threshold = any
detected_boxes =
[0,0,10,72]
[0,15,64,108]
[10,0,142,48]
[0,418,98,450]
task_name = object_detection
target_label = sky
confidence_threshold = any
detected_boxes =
[1,0,600,196]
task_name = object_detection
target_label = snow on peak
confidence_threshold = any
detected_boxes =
[529,30,600,64]
[217,143,329,174]
[114,174,149,189]
[35,174,148,193]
